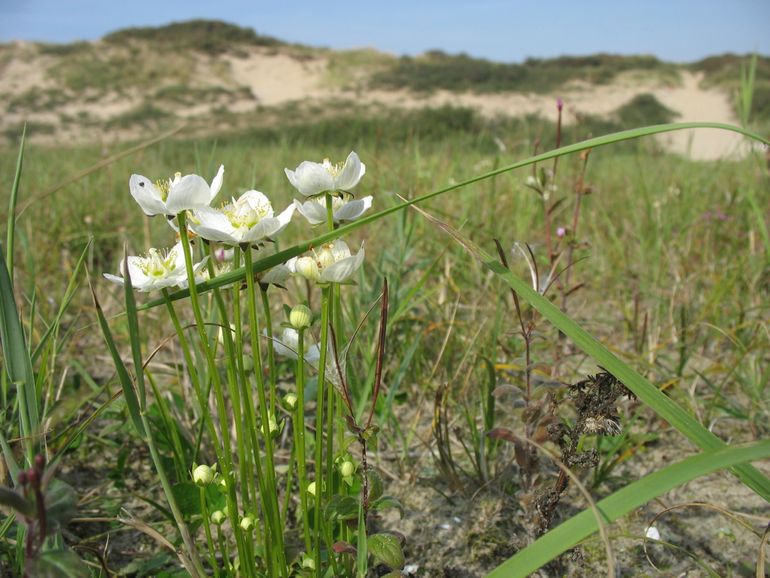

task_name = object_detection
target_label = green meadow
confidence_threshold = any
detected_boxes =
[0,26,769,577]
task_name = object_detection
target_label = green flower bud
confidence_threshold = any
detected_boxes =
[307,481,316,497]
[283,392,298,411]
[240,515,254,531]
[339,460,355,478]
[289,304,312,329]
[210,510,226,525]
[192,464,214,486]
[301,555,316,570]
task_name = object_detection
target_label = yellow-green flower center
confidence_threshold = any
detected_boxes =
[154,172,181,202]
[138,248,177,277]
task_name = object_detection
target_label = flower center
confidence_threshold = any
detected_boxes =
[154,172,182,202]
[138,248,176,277]
[322,158,344,177]
[222,196,273,229]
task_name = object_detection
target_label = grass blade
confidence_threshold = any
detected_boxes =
[6,124,26,281]
[414,211,770,502]
[0,246,39,462]
[30,240,92,364]
[121,247,146,409]
[86,270,145,438]
[146,122,770,310]
[486,440,770,577]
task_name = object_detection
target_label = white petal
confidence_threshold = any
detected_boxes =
[274,203,295,230]
[261,264,290,285]
[290,161,335,197]
[294,199,327,225]
[320,243,364,283]
[190,208,238,244]
[210,165,224,199]
[103,273,125,286]
[129,174,167,216]
[240,189,272,213]
[241,218,281,243]
[165,174,213,214]
[334,196,372,222]
[335,151,365,191]
[168,242,187,271]
[284,168,299,190]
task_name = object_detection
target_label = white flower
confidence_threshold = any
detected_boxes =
[284,151,365,197]
[103,242,207,292]
[293,193,373,225]
[645,526,661,541]
[189,190,294,246]
[273,328,321,362]
[286,239,364,284]
[129,165,224,216]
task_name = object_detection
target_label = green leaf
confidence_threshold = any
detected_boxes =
[367,533,405,570]
[366,469,384,503]
[44,479,78,535]
[324,494,359,522]
[0,246,39,460]
[171,482,202,519]
[486,440,770,577]
[0,487,34,517]
[27,549,89,578]
[370,495,405,518]
[87,273,145,438]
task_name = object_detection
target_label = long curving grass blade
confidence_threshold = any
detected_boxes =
[486,440,770,577]
[145,122,769,311]
[0,247,38,462]
[412,209,770,502]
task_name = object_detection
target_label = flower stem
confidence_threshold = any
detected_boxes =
[176,213,249,572]
[244,247,287,577]
[295,328,312,552]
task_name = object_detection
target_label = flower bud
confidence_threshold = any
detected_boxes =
[294,256,320,282]
[307,481,316,497]
[192,464,215,486]
[301,555,316,570]
[339,460,355,478]
[210,510,226,525]
[283,392,298,411]
[240,516,255,531]
[289,304,312,330]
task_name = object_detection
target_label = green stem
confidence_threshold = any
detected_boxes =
[295,328,312,552]
[176,213,249,571]
[260,286,278,412]
[140,410,207,577]
[314,286,331,578]
[161,290,211,465]
[199,486,220,578]
[244,248,287,577]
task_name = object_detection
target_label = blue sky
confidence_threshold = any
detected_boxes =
[1,0,768,63]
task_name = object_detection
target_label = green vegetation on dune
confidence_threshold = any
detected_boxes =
[370,50,680,93]
[102,19,285,55]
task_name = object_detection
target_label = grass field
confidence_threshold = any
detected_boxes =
[1,47,769,577]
